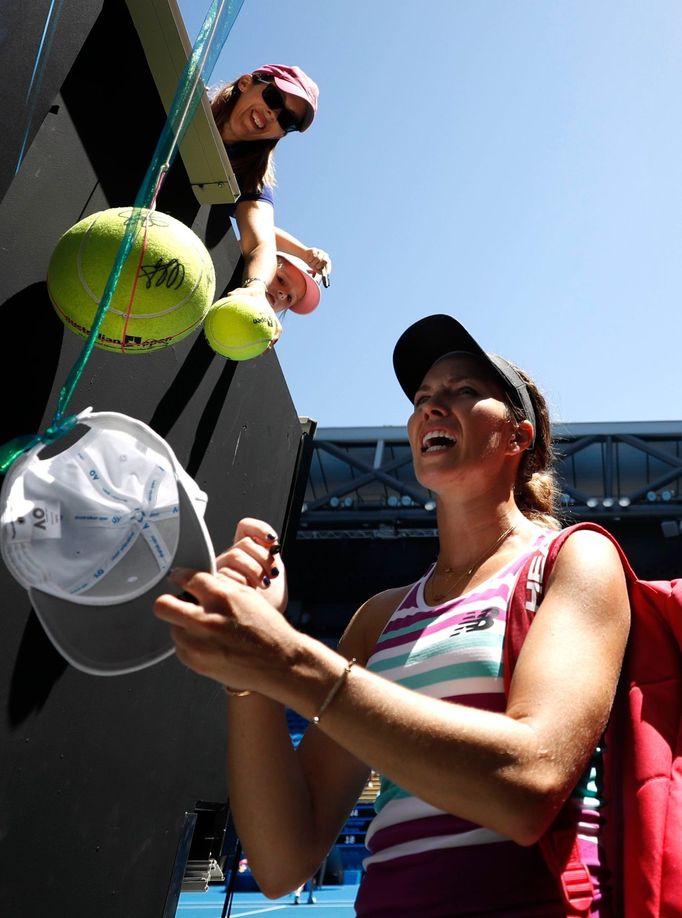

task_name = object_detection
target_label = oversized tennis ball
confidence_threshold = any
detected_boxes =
[204,296,279,360]
[47,207,216,353]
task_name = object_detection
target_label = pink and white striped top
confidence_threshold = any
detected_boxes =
[364,530,555,865]
[355,529,609,917]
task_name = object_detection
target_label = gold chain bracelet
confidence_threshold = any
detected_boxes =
[223,685,252,697]
[312,658,357,726]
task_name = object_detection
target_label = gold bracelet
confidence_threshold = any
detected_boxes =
[312,658,357,726]
[224,685,253,697]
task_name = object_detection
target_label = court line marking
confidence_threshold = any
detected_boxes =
[231,908,287,915]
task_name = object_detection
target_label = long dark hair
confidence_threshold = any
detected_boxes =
[210,74,278,193]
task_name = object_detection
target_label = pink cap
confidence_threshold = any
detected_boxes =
[255,64,319,131]
[277,252,322,315]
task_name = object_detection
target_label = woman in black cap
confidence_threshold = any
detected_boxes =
[155,314,629,916]
[210,64,331,334]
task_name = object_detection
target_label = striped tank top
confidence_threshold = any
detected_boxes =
[356,529,608,917]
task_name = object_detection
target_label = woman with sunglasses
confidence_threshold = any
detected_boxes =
[210,64,331,335]
[155,314,630,916]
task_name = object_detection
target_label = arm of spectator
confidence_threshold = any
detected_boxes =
[221,199,281,343]
[275,226,332,278]
[231,198,278,294]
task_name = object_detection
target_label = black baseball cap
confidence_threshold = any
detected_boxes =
[392,314,536,446]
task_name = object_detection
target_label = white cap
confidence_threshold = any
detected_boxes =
[0,408,216,676]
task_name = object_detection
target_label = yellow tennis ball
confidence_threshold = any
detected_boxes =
[47,207,216,353]
[204,296,279,361]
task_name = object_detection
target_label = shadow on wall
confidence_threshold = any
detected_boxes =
[0,282,65,443]
[8,611,69,727]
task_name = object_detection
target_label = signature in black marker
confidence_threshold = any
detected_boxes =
[140,258,185,290]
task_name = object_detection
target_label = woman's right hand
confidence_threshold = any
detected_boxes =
[215,517,288,614]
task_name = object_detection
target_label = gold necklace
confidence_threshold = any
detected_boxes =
[429,523,517,603]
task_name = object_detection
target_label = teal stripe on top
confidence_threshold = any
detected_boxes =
[374,659,501,687]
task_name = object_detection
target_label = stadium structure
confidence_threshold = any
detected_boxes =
[286,421,682,643]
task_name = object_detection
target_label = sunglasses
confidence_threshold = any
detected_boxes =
[253,76,301,134]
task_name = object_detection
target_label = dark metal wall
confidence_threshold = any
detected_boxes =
[0,0,104,206]
[0,3,309,915]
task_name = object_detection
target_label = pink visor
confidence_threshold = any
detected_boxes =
[277,252,322,315]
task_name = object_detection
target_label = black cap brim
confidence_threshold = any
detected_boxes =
[392,314,536,444]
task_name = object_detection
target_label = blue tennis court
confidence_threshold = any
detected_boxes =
[178,881,359,917]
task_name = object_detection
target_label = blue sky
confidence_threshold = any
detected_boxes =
[178,0,682,429]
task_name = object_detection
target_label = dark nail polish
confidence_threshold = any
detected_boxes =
[262,575,271,587]
[270,566,280,578]
[269,543,281,555]
[266,533,276,542]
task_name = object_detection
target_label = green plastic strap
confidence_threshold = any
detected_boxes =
[0,0,245,475]
[0,415,81,474]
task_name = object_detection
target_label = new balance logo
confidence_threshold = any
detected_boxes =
[525,541,551,613]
